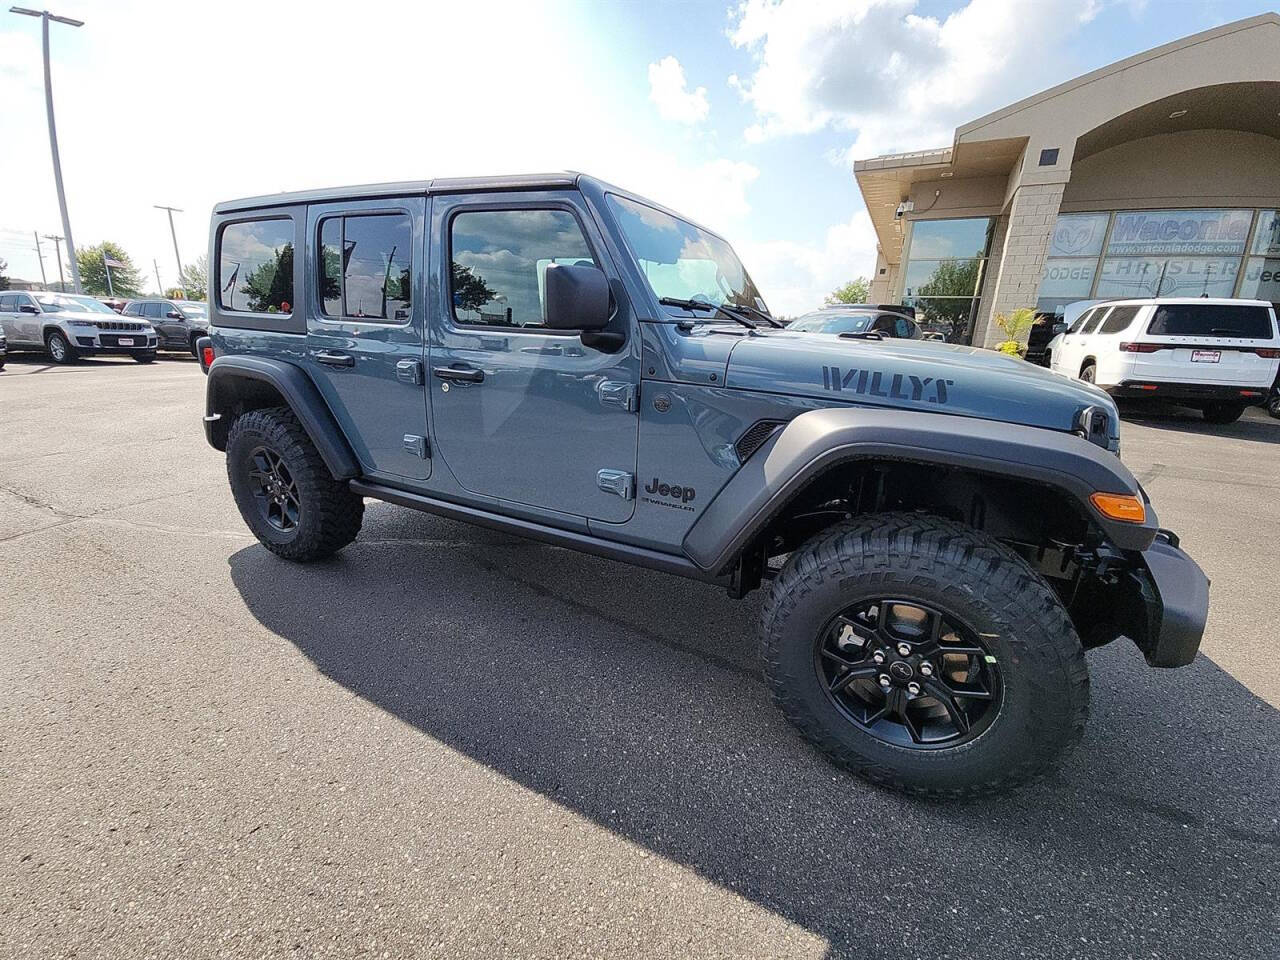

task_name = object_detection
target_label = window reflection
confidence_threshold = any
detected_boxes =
[450,209,593,328]
[219,219,294,313]
[318,213,412,321]
[900,217,993,343]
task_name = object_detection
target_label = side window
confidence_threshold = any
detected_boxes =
[1098,305,1140,335]
[140,302,159,319]
[1067,308,1094,334]
[317,213,413,322]
[0,294,13,311]
[449,208,594,328]
[218,218,294,314]
[17,294,37,311]
[894,316,913,338]
[1081,308,1109,334]
[122,302,139,316]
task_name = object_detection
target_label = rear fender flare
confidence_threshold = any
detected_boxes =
[682,407,1157,573]
[205,356,359,480]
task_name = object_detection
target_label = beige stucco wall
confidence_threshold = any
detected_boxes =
[1061,129,1280,212]
[906,176,1008,220]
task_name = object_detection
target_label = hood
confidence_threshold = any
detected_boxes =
[723,328,1119,438]
[53,310,142,324]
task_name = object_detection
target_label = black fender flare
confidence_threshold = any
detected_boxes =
[682,406,1158,573]
[205,355,359,480]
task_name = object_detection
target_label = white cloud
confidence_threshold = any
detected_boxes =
[647,55,710,125]
[740,209,878,316]
[728,0,1100,157]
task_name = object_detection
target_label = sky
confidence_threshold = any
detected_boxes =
[0,0,1274,314]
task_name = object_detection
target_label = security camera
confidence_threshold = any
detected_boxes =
[894,200,914,220]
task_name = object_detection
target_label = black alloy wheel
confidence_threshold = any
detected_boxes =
[246,445,301,533]
[815,599,1002,748]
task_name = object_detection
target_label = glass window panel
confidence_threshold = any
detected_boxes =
[450,209,593,328]
[1081,309,1109,334]
[906,218,993,261]
[341,214,413,321]
[1147,303,1274,339]
[903,258,983,298]
[904,296,979,343]
[1039,257,1097,299]
[318,217,342,316]
[1252,211,1280,257]
[1095,257,1164,299]
[1048,214,1109,258]
[1106,209,1252,257]
[219,219,294,313]
[1098,305,1141,335]
[1239,257,1280,303]
[1157,257,1239,298]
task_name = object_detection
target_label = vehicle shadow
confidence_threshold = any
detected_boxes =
[1118,400,1280,445]
[228,506,1279,958]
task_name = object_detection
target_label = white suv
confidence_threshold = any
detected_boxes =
[1046,297,1280,423]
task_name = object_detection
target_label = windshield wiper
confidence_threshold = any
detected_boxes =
[659,296,757,331]
[726,300,785,328]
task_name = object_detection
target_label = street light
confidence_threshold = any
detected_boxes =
[154,205,185,297]
[10,7,84,294]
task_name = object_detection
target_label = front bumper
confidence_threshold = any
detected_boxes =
[72,333,157,355]
[1130,531,1210,667]
[1106,380,1267,403]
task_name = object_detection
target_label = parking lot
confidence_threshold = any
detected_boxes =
[1,354,1277,959]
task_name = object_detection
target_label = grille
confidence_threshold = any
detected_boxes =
[735,419,786,463]
[96,320,145,332]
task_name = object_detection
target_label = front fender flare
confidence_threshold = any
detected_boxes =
[682,407,1157,573]
[205,356,359,480]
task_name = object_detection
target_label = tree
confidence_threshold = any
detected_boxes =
[450,262,495,312]
[992,307,1036,356]
[915,258,982,342]
[0,257,9,291]
[240,243,294,313]
[77,241,144,297]
[826,277,871,305]
[179,255,208,300]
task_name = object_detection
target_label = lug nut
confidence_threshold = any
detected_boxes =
[907,681,921,696]
[872,650,886,664]
[896,643,911,657]
[878,675,891,688]
[919,662,934,676]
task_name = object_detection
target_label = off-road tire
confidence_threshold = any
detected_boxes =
[133,351,157,364]
[46,330,76,364]
[1201,401,1245,424]
[226,406,364,561]
[1079,362,1096,384]
[760,513,1089,798]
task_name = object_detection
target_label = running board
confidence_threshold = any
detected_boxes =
[348,480,722,584]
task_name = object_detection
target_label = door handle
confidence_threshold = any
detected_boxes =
[315,351,354,367]
[432,365,484,383]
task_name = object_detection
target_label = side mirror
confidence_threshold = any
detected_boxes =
[167,310,183,319]
[19,304,38,314]
[544,263,610,332]
[1053,323,1068,336]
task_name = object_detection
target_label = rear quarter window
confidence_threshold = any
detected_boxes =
[1147,304,1274,339]
[217,218,295,314]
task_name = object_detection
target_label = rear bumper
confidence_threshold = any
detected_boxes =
[1106,380,1267,402]
[1130,531,1210,667]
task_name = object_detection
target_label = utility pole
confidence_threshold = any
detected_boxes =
[44,233,64,289]
[10,7,84,293]
[154,205,185,297]
[153,259,163,296]
[33,231,47,287]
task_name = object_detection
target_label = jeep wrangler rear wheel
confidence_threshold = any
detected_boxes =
[760,513,1088,798]
[227,406,364,561]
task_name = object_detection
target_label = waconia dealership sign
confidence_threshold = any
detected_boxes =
[1107,209,1252,256]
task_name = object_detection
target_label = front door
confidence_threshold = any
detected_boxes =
[427,192,638,522]
[153,301,186,348]
[305,196,430,481]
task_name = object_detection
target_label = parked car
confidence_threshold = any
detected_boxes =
[98,297,128,313]
[0,327,6,371]
[122,298,209,356]
[199,173,1208,798]
[1046,297,1280,423]
[0,291,157,363]
[788,304,922,340]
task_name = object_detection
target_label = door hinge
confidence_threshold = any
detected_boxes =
[598,380,637,412]
[596,469,634,500]
[403,434,430,459]
[396,359,424,385]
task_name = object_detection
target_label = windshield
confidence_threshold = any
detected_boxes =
[177,302,208,317]
[607,194,765,315]
[34,293,113,313]
[789,312,873,334]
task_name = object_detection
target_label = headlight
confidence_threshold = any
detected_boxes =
[68,320,98,328]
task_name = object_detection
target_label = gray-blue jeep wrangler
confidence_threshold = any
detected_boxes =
[200,173,1209,797]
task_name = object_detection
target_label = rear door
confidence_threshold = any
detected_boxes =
[153,301,186,347]
[305,196,431,481]
[13,293,42,344]
[1137,302,1279,385]
[0,294,17,342]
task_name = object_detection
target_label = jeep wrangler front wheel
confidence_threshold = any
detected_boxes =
[760,513,1088,798]
[226,406,364,561]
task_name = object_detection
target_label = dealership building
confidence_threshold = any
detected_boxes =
[854,13,1280,346]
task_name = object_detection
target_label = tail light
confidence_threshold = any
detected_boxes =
[1254,348,1280,358]
[1118,342,1162,353]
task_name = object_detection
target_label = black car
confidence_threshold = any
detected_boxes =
[122,299,209,356]
[788,304,923,339]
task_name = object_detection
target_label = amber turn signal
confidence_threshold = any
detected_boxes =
[1090,492,1146,523]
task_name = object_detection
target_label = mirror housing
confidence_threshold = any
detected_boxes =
[544,263,610,333]
[19,304,38,314]
[167,310,183,319]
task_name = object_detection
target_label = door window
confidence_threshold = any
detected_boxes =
[1080,309,1109,335]
[0,294,14,312]
[317,213,413,322]
[1097,305,1140,335]
[449,209,594,329]
[141,302,161,318]
[122,302,141,316]
[1067,308,1095,333]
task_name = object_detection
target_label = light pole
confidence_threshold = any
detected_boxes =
[32,231,48,287]
[11,7,84,294]
[43,233,64,289]
[155,205,185,297]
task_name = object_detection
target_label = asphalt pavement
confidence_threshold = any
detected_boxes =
[1,354,1277,959]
